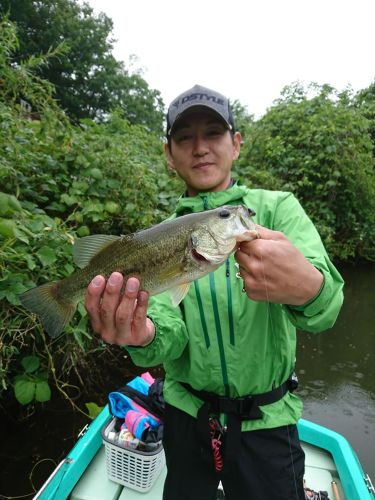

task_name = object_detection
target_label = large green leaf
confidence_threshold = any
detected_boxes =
[85,402,103,420]
[0,192,22,215]
[0,218,17,238]
[14,378,36,405]
[36,246,57,267]
[35,381,51,402]
[21,355,40,373]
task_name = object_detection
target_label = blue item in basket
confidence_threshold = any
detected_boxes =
[128,375,151,394]
[108,375,161,441]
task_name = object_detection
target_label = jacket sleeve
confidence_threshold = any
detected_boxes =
[272,192,344,333]
[126,291,189,367]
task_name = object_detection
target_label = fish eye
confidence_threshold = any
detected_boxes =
[219,209,231,219]
[247,208,256,217]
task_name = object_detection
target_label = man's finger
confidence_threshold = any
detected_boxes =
[254,224,285,241]
[133,290,149,327]
[115,277,140,340]
[99,272,124,339]
[85,275,106,333]
[237,225,287,257]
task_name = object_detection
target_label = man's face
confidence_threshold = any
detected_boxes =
[165,110,241,196]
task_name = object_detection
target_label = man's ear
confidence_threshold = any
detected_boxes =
[164,142,175,170]
[232,131,242,161]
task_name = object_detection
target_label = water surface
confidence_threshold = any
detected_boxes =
[297,263,375,482]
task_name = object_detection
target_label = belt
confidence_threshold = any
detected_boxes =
[180,374,298,467]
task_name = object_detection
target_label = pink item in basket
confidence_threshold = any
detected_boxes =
[141,372,155,385]
[124,409,151,440]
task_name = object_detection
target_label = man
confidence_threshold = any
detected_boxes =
[85,85,344,499]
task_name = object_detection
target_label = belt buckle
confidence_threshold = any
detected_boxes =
[237,395,253,417]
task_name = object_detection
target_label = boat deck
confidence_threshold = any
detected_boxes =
[70,445,166,499]
[303,442,345,499]
[70,441,345,500]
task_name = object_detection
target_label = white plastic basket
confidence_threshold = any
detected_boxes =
[102,417,165,492]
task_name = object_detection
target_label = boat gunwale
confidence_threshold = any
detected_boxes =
[298,418,373,500]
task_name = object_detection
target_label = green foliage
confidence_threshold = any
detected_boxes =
[0,19,182,408]
[86,401,103,420]
[0,1,165,133]
[230,99,255,139]
[1,108,182,234]
[14,355,51,404]
[0,17,65,115]
[354,80,375,156]
[236,82,375,261]
[0,192,83,395]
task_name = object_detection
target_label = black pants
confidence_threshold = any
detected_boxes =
[162,403,305,500]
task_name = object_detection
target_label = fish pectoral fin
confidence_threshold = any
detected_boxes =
[168,283,191,307]
[73,234,120,268]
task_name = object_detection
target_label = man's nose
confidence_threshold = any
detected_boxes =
[192,135,209,156]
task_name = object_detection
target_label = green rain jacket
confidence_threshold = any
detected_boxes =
[127,183,344,431]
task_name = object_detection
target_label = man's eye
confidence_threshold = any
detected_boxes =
[207,129,223,137]
[176,134,192,142]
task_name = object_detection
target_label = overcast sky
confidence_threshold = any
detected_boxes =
[86,0,374,117]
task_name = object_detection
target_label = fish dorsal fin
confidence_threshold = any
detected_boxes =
[168,283,191,307]
[73,234,120,268]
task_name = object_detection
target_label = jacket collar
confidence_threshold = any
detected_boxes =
[175,181,250,216]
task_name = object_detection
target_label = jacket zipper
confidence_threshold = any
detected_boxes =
[209,272,230,397]
[226,259,235,345]
[193,280,210,348]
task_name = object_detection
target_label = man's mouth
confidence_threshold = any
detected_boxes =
[193,162,213,169]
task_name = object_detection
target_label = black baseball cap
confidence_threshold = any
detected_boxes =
[166,84,235,137]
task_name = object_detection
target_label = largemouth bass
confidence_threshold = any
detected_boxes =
[20,205,258,338]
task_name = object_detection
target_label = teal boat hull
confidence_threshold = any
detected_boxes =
[35,406,374,500]
[35,406,112,500]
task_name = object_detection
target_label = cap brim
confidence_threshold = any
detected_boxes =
[168,105,231,136]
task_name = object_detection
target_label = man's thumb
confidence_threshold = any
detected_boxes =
[255,224,284,240]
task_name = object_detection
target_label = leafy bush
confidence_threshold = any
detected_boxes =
[236,82,375,261]
[0,19,182,408]
[1,107,182,234]
[0,106,182,405]
[0,191,82,389]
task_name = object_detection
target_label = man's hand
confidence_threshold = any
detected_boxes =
[85,273,155,346]
[235,226,323,306]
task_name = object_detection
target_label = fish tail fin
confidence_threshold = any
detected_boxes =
[19,282,77,339]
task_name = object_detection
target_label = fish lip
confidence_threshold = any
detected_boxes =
[191,247,210,263]
[229,207,257,241]
[238,206,256,231]
[240,216,254,231]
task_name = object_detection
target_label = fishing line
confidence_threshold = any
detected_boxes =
[258,249,300,500]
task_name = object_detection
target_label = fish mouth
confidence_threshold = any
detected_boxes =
[239,207,256,230]
[233,207,257,237]
[191,248,210,263]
